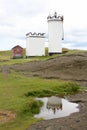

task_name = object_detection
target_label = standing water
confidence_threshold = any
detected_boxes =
[34,96,79,120]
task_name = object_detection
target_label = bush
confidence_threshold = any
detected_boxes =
[30,100,43,114]
[22,100,43,116]
[25,82,81,98]
[25,89,57,97]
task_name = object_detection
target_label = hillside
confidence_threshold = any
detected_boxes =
[0,49,87,130]
[10,51,87,87]
[0,49,87,87]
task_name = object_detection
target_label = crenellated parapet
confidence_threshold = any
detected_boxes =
[47,12,64,22]
[26,32,45,38]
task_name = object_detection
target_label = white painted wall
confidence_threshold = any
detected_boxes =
[48,16,63,54]
[26,35,45,57]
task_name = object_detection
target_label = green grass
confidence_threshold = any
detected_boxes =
[65,49,87,55]
[0,70,82,130]
[25,82,80,97]
[0,48,85,130]
[0,48,87,66]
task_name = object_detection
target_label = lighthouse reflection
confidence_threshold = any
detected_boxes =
[34,96,79,120]
[46,96,62,114]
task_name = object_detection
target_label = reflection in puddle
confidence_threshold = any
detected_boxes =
[34,96,79,120]
[47,96,62,114]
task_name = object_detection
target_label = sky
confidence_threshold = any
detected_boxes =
[0,0,87,50]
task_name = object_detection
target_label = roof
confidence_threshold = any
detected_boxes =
[47,12,64,22]
[26,32,45,38]
[12,45,23,50]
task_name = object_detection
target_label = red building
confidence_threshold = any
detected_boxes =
[12,45,23,58]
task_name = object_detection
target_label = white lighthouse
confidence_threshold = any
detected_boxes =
[26,32,45,57]
[47,12,64,55]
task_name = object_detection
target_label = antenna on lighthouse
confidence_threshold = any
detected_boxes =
[54,11,57,18]
[62,15,64,40]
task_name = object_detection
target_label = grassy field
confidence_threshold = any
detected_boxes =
[0,49,54,66]
[0,49,85,130]
[0,48,87,66]
[0,69,82,130]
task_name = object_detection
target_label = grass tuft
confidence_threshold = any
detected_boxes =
[22,100,43,115]
[25,82,81,98]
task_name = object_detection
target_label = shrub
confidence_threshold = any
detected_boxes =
[30,100,43,114]
[22,100,43,116]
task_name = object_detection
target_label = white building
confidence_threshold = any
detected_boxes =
[26,32,45,57]
[47,12,64,55]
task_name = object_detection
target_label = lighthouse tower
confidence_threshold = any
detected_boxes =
[47,12,64,55]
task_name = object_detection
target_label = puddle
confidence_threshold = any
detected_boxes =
[34,96,79,120]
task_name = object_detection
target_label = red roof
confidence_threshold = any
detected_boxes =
[12,45,23,50]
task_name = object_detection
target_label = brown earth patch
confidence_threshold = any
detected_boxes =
[0,110,16,124]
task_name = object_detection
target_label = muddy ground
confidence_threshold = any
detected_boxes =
[1,52,87,130]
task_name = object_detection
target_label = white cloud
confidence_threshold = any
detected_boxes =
[0,0,87,50]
